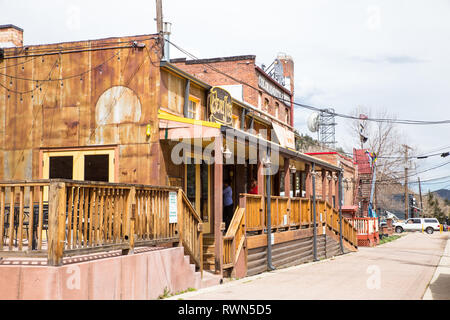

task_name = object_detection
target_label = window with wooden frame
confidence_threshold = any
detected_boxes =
[187,96,200,120]
[42,148,116,182]
[263,98,269,112]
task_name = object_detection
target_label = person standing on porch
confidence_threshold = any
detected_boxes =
[249,179,258,195]
[223,180,233,230]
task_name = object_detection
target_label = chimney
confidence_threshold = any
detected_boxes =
[277,53,295,126]
[277,53,294,94]
[0,25,23,48]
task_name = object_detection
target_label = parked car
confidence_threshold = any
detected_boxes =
[393,218,441,234]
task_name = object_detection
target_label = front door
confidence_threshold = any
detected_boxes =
[185,160,211,234]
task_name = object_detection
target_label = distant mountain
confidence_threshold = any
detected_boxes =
[433,189,450,201]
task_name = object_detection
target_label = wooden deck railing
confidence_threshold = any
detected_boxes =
[239,193,358,248]
[242,194,264,232]
[0,181,49,255]
[223,207,245,269]
[348,218,379,236]
[324,204,358,248]
[0,180,203,269]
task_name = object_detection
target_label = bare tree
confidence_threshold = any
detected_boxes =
[348,106,415,213]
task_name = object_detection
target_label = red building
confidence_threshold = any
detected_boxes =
[353,149,374,217]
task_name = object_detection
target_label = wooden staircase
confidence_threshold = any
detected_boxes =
[202,234,216,272]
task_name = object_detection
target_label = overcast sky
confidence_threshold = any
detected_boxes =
[2,0,450,193]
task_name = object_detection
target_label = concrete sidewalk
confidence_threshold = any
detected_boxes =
[167,232,448,300]
[423,232,450,300]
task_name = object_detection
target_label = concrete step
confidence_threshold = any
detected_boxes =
[203,246,215,255]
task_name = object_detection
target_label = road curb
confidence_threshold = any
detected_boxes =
[422,233,450,300]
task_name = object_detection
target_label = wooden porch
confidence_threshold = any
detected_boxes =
[222,193,358,277]
[1,179,359,280]
[0,180,203,275]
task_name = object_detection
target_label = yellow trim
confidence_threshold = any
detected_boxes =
[158,109,222,129]
[43,149,115,182]
[43,149,115,200]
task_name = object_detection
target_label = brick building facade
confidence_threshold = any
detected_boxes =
[0,25,23,48]
[171,54,294,129]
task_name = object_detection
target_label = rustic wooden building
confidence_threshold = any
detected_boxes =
[0,27,358,281]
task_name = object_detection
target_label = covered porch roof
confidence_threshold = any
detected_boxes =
[220,126,343,173]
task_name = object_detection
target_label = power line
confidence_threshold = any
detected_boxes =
[355,159,450,185]
[168,39,450,126]
[340,150,450,160]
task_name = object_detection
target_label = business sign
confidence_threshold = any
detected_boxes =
[169,192,178,224]
[272,122,296,150]
[208,87,233,126]
[258,75,291,107]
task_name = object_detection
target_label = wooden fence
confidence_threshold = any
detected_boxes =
[0,180,203,270]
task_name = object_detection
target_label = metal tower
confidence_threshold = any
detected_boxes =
[319,109,337,149]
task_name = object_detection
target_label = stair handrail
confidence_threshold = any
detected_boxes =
[178,189,203,276]
[223,206,246,268]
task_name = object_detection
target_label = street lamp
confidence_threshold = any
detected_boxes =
[289,164,297,174]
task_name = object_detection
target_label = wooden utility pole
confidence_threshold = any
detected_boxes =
[155,0,163,34]
[403,145,411,220]
[418,177,423,213]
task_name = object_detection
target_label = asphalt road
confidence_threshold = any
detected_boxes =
[168,232,449,300]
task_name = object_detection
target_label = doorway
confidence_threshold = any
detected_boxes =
[185,159,211,234]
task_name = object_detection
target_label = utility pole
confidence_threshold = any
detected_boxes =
[155,0,163,34]
[418,177,423,214]
[155,0,171,61]
[403,145,411,220]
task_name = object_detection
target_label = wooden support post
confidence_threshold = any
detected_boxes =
[328,172,333,205]
[305,164,312,199]
[284,158,291,198]
[47,182,66,267]
[257,159,265,229]
[214,137,223,275]
[334,175,339,208]
[123,187,136,255]
[321,170,327,201]
[177,188,183,247]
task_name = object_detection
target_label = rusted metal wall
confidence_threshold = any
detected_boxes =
[0,34,163,185]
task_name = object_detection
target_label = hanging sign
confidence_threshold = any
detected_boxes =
[208,87,233,126]
[169,192,178,224]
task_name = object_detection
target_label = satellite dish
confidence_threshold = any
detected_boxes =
[307,112,320,133]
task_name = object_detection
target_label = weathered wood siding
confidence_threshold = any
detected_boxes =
[0,35,162,185]
[247,234,343,277]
